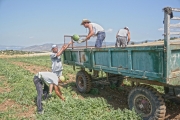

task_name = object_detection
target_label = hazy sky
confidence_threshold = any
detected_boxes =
[0,0,180,46]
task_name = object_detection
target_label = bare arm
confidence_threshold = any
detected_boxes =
[54,85,65,101]
[127,31,131,42]
[116,30,119,38]
[56,41,72,56]
[85,24,94,41]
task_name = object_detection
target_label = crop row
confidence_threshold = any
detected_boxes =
[0,57,141,120]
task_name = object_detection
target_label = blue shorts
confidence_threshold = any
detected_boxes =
[95,32,106,48]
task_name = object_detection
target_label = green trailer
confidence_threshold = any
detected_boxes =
[63,7,180,120]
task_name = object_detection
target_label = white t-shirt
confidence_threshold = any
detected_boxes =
[117,29,128,37]
[90,23,104,35]
[50,53,63,72]
[36,72,59,85]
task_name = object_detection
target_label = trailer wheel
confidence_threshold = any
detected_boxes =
[76,70,91,93]
[128,85,166,120]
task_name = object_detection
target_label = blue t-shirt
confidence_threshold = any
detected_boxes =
[50,53,63,72]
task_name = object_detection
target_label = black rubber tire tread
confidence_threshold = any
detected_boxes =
[76,70,91,93]
[128,84,166,120]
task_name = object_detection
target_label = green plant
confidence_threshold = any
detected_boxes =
[0,56,142,120]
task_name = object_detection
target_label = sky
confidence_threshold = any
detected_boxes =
[0,0,180,46]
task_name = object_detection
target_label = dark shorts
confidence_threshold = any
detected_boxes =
[95,32,106,48]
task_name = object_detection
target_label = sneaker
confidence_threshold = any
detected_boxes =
[37,110,44,114]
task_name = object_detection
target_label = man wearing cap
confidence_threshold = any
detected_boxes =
[49,41,72,95]
[33,71,64,114]
[79,19,106,48]
[115,27,131,47]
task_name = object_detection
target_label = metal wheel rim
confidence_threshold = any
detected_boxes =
[77,76,84,89]
[133,94,152,117]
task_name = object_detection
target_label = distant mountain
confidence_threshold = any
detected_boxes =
[0,45,23,50]
[0,40,158,52]
[21,43,64,52]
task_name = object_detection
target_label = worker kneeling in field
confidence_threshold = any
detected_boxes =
[33,72,65,114]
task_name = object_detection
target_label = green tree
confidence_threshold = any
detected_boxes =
[131,42,135,45]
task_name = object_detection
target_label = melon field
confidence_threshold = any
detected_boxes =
[0,53,180,120]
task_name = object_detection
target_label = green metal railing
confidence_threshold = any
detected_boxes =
[163,7,180,83]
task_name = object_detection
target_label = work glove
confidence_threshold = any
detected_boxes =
[77,39,86,44]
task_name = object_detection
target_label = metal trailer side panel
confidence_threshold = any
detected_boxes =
[163,8,180,86]
[64,44,180,86]
[64,45,165,83]
[92,47,164,82]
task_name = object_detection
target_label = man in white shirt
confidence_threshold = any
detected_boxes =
[79,19,106,77]
[33,72,64,114]
[79,19,106,48]
[116,27,131,47]
[48,41,72,96]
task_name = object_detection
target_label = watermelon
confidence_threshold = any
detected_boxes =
[72,34,80,41]
[60,76,65,82]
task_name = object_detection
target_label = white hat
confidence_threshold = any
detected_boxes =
[124,27,129,30]
[51,44,57,49]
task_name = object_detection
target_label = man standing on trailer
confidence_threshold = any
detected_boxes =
[79,19,106,77]
[79,19,106,48]
[115,27,131,47]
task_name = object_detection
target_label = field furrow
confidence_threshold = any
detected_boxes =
[0,55,180,120]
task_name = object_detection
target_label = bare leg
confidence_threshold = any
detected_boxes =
[49,84,53,94]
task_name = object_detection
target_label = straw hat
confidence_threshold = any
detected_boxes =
[81,19,91,25]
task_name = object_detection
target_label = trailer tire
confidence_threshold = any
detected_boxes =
[76,70,91,93]
[128,85,166,120]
